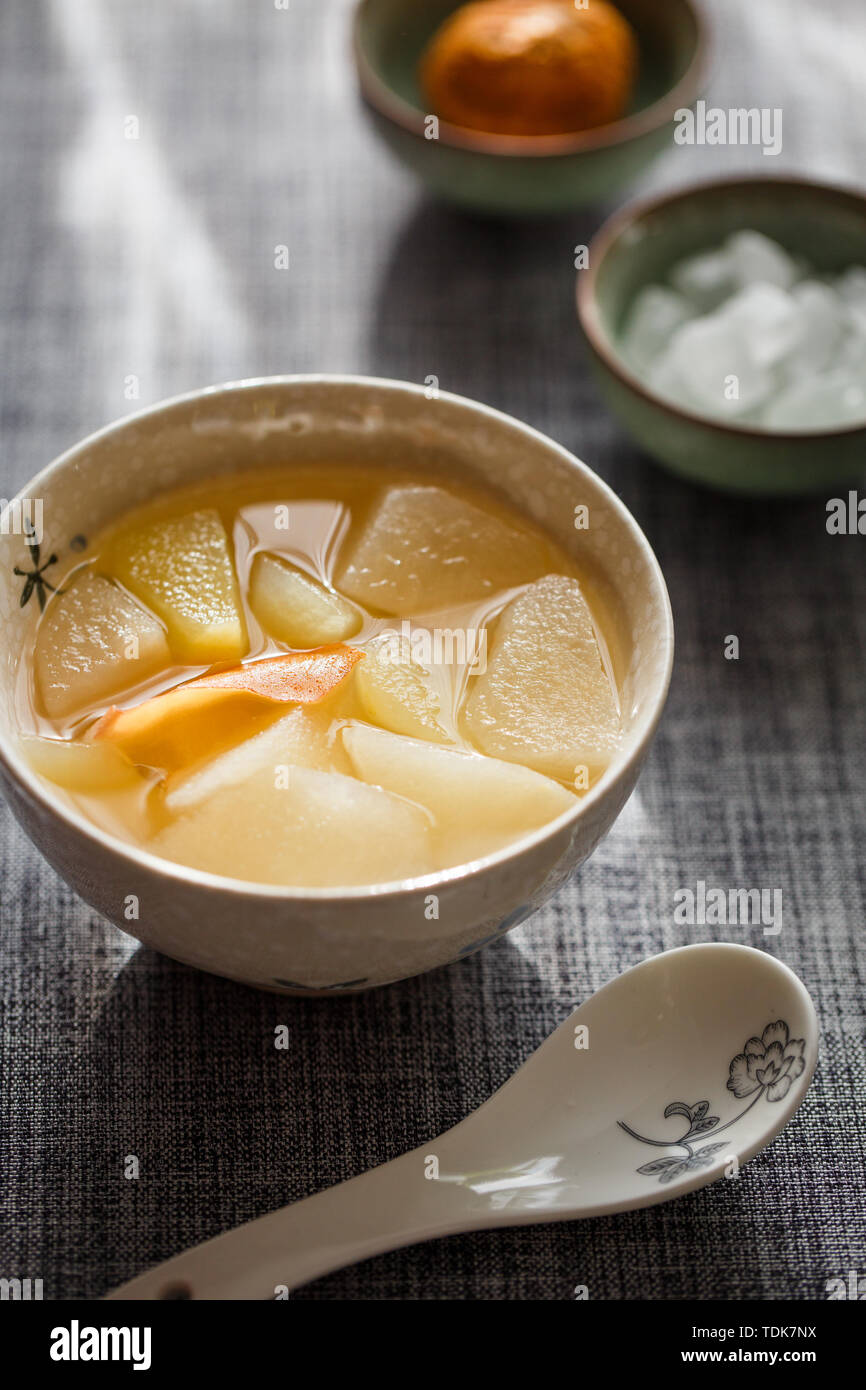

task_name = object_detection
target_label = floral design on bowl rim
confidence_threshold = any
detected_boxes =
[13,528,59,612]
[13,529,87,611]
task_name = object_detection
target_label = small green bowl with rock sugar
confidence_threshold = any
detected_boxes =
[577,176,866,494]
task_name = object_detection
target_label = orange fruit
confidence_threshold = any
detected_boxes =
[420,0,638,137]
[92,646,363,774]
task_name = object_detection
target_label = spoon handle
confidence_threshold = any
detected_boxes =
[106,1141,478,1300]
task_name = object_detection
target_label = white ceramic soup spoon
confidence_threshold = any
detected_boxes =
[107,943,817,1300]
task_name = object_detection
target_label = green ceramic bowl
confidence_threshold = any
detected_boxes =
[352,0,706,215]
[578,177,866,495]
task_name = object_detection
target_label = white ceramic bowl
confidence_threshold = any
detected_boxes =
[0,377,673,992]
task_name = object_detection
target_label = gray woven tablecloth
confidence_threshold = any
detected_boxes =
[1,0,864,1301]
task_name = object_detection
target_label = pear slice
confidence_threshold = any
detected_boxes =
[341,721,575,868]
[164,706,347,812]
[20,734,142,793]
[35,569,170,720]
[106,508,246,663]
[336,484,553,615]
[152,764,434,887]
[249,552,361,648]
[354,633,453,744]
[463,575,621,784]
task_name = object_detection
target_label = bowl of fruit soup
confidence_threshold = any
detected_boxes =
[0,377,673,992]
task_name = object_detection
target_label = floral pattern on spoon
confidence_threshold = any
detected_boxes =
[619,1020,808,1185]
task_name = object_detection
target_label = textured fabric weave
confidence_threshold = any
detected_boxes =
[0,0,864,1300]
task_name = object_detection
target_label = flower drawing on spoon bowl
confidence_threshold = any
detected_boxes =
[619,1020,807,1184]
[726,1020,806,1102]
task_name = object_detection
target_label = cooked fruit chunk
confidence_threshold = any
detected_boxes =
[94,691,275,776]
[336,485,552,615]
[355,633,453,743]
[153,765,434,887]
[93,647,363,775]
[165,706,346,811]
[180,646,363,701]
[250,552,361,648]
[341,722,575,867]
[35,570,170,720]
[106,508,247,663]
[20,734,142,792]
[463,574,621,782]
